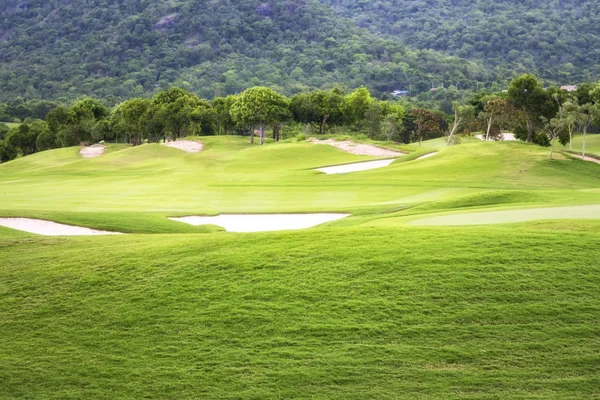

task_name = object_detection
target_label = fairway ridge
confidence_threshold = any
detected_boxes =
[169,213,350,232]
[0,218,123,236]
[161,140,203,153]
[408,204,600,226]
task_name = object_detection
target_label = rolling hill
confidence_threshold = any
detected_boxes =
[0,137,599,398]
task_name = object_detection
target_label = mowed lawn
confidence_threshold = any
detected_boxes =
[0,226,599,399]
[0,136,599,399]
[560,133,600,156]
[0,137,599,223]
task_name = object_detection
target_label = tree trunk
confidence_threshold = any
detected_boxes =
[549,136,556,160]
[250,126,254,144]
[321,113,328,135]
[569,126,573,150]
[582,126,587,158]
[525,116,534,142]
[259,120,265,145]
[446,110,462,145]
[485,116,493,141]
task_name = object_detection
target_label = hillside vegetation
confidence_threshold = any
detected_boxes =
[0,0,491,102]
[322,0,600,84]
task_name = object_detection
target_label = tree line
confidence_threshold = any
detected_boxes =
[1,74,600,163]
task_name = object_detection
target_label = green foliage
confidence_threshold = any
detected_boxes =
[320,0,600,85]
[0,0,499,102]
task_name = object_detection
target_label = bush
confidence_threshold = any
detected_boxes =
[296,133,306,141]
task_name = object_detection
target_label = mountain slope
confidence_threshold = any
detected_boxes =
[1,0,493,102]
[320,0,600,84]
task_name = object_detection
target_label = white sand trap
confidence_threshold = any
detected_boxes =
[316,159,395,174]
[0,218,123,236]
[308,138,402,156]
[169,213,350,232]
[475,133,518,141]
[416,152,437,160]
[408,204,600,226]
[575,155,600,165]
[162,140,203,153]
[79,144,105,158]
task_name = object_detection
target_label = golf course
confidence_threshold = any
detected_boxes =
[1,136,599,398]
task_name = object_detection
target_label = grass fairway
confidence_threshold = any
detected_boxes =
[560,133,600,157]
[1,227,599,399]
[1,136,599,398]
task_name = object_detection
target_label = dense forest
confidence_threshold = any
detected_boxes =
[2,0,598,104]
[0,0,545,103]
[2,75,600,164]
[321,0,600,83]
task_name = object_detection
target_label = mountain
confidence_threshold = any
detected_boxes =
[1,0,598,103]
[320,0,600,84]
[0,0,492,102]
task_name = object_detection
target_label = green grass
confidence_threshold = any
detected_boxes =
[2,122,20,129]
[0,135,599,399]
[1,137,598,225]
[405,204,600,226]
[1,227,599,399]
[560,133,600,156]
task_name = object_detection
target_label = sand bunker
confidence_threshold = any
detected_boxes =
[575,155,600,165]
[308,138,402,156]
[416,152,437,160]
[408,204,600,226]
[316,159,395,174]
[169,213,350,232]
[0,218,123,236]
[475,133,517,141]
[162,140,203,153]
[79,144,105,158]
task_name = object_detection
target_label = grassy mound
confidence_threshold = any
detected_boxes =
[0,227,598,399]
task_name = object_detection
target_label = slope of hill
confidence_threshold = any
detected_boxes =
[0,137,599,232]
[0,137,599,398]
[0,0,491,102]
[321,0,600,84]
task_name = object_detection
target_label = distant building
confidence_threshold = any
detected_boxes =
[391,90,409,98]
[560,85,578,92]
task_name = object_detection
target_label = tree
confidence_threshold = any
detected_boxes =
[343,87,374,130]
[540,116,562,160]
[6,124,38,156]
[381,103,404,141]
[446,102,474,145]
[0,123,9,140]
[213,95,237,135]
[0,140,18,163]
[118,98,151,145]
[575,103,600,158]
[230,87,290,145]
[46,106,76,147]
[151,87,201,140]
[412,109,442,146]
[290,88,345,134]
[556,99,579,151]
[190,100,217,136]
[481,98,519,141]
[508,74,553,142]
[36,130,57,152]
